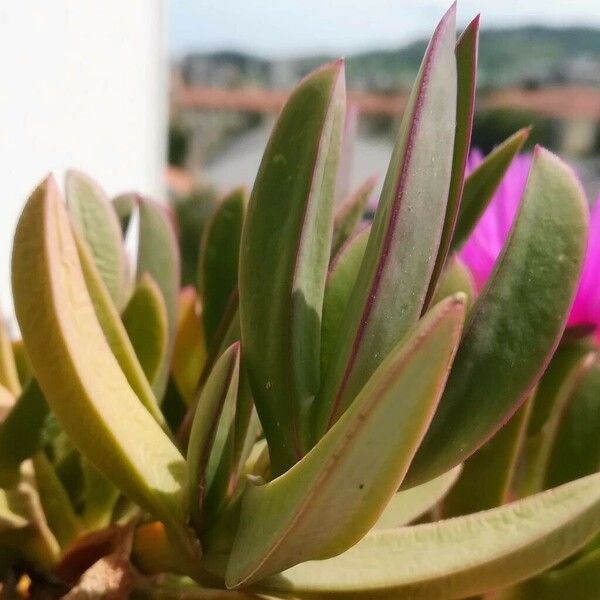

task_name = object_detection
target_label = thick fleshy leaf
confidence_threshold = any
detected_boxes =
[424,15,479,308]
[373,465,462,529]
[32,451,80,548]
[187,343,240,531]
[0,317,20,396]
[226,296,465,587]
[113,193,135,235]
[0,464,60,570]
[497,546,600,600]
[259,473,600,599]
[122,274,169,389]
[12,177,189,532]
[334,104,358,204]
[137,197,181,401]
[321,227,369,377]
[75,228,166,428]
[451,127,531,250]
[0,379,48,474]
[80,458,120,531]
[442,397,532,517]
[312,7,457,441]
[515,344,594,497]
[405,147,588,488]
[239,60,346,472]
[430,256,475,312]
[198,188,245,348]
[330,176,376,256]
[66,170,127,310]
[173,287,207,404]
[545,358,600,489]
[11,339,32,387]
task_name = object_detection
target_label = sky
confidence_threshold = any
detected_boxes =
[169,0,600,58]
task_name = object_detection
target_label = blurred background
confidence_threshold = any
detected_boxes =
[1,1,600,310]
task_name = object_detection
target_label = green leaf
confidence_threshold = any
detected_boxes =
[430,256,475,313]
[321,227,369,378]
[173,287,207,405]
[451,127,531,251]
[80,458,120,531]
[515,344,594,498]
[226,296,465,587]
[187,342,240,531]
[545,358,600,489]
[239,60,346,473]
[373,465,462,529]
[405,147,589,488]
[0,317,21,396]
[334,104,359,204]
[198,188,245,348]
[497,546,600,600]
[312,7,457,441]
[113,192,135,236]
[66,170,127,310]
[424,14,479,308]
[75,228,166,428]
[259,473,600,599]
[137,197,181,401]
[0,379,49,474]
[32,451,81,548]
[330,176,376,256]
[12,177,189,533]
[442,397,532,517]
[122,274,169,388]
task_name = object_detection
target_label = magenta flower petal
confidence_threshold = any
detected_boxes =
[569,196,600,331]
[460,152,532,289]
[460,147,599,340]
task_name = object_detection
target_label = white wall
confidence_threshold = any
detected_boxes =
[0,1,167,319]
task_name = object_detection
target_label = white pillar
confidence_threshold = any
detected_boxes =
[0,0,167,318]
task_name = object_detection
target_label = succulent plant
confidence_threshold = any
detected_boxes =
[1,4,599,599]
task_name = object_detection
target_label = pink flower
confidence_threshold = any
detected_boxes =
[460,149,600,335]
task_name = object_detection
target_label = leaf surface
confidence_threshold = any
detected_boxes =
[424,14,479,307]
[260,473,600,599]
[330,176,376,256]
[373,465,461,529]
[137,197,181,400]
[122,274,169,388]
[313,6,457,439]
[66,170,127,309]
[451,127,530,250]
[321,227,369,377]
[12,177,189,532]
[199,188,245,348]
[226,296,465,586]
[239,60,346,471]
[187,343,240,531]
[405,147,589,487]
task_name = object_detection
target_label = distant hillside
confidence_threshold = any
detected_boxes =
[345,26,600,89]
[181,26,600,91]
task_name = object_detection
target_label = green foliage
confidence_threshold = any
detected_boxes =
[1,7,598,599]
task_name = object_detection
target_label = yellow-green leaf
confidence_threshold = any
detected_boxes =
[373,465,462,529]
[123,273,169,389]
[12,176,189,531]
[313,6,457,441]
[173,287,207,405]
[226,296,465,587]
[66,170,127,310]
[260,473,600,599]
[75,228,166,428]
